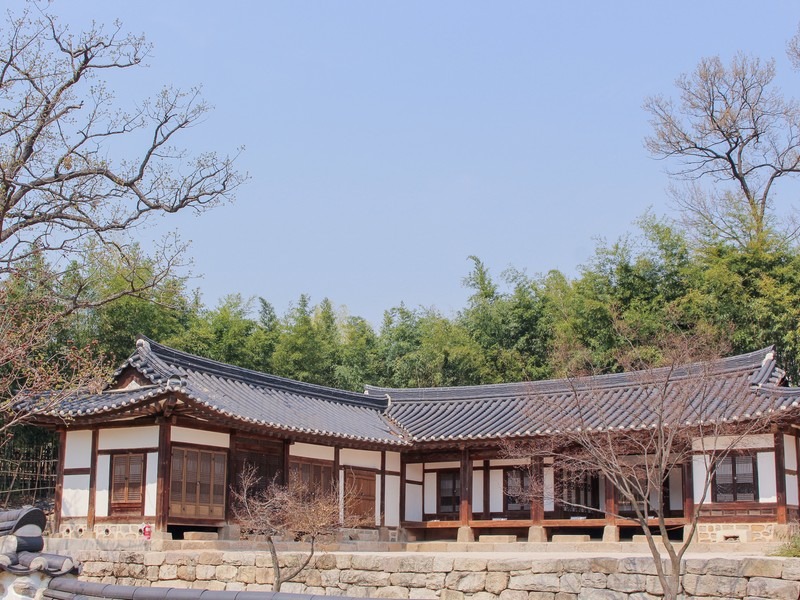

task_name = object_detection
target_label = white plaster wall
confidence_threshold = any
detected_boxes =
[758,451,777,503]
[425,461,459,469]
[489,469,503,513]
[385,475,400,526]
[669,468,683,511]
[64,430,92,469]
[406,463,423,482]
[692,433,774,452]
[171,426,229,448]
[95,455,110,517]
[786,435,797,471]
[144,452,158,517]
[406,483,423,521]
[423,472,436,514]
[543,467,555,512]
[787,474,799,506]
[386,452,401,472]
[290,442,334,461]
[62,474,90,517]
[693,455,710,503]
[340,448,381,470]
[489,459,527,467]
[99,426,158,450]
[472,469,484,513]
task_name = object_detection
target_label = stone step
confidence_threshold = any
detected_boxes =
[479,535,517,543]
[183,531,218,541]
[550,534,591,543]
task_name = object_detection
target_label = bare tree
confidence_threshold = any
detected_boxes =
[507,331,775,600]
[231,465,367,592]
[645,52,800,247]
[0,3,243,437]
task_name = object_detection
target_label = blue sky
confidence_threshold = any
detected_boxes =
[53,2,800,325]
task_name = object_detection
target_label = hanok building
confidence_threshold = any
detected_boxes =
[41,337,800,543]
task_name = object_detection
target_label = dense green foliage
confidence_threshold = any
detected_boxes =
[12,216,796,391]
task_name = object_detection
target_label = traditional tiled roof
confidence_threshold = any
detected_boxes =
[49,337,409,447]
[0,508,77,576]
[367,347,798,442]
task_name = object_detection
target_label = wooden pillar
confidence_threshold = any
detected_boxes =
[483,460,490,519]
[682,460,695,522]
[380,451,386,527]
[775,431,787,524]
[156,420,172,531]
[459,447,472,525]
[604,475,617,524]
[86,429,99,532]
[224,429,235,525]
[531,457,544,524]
[283,440,292,486]
[53,429,67,533]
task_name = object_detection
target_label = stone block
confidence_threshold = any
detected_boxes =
[486,572,510,594]
[499,591,529,600]
[618,557,659,575]
[215,564,238,582]
[256,567,275,585]
[747,577,800,600]
[236,566,256,584]
[645,575,665,595]
[183,532,218,540]
[197,551,223,566]
[589,558,619,574]
[528,527,548,543]
[159,564,178,580]
[143,553,166,567]
[555,594,577,600]
[705,558,745,577]
[577,590,623,600]
[480,535,517,543]
[446,572,487,593]
[351,555,386,571]
[488,558,533,572]
[165,552,194,566]
[222,551,255,566]
[528,593,555,600]
[581,573,607,589]
[606,573,647,593]
[375,586,411,598]
[195,564,216,580]
[457,526,475,543]
[340,569,392,587]
[561,559,591,573]
[177,565,196,581]
[454,557,488,571]
[409,589,439,599]
[441,590,465,600]
[551,535,590,543]
[315,553,338,570]
[509,573,560,592]
[601,526,619,542]
[530,560,562,574]
[433,557,455,572]
[559,574,581,594]
[682,574,747,598]
[146,566,160,581]
[781,559,800,581]
[740,559,783,579]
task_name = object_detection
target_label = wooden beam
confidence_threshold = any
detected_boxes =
[604,475,617,525]
[86,429,99,533]
[53,429,67,533]
[459,447,472,525]
[775,431,787,524]
[155,420,171,531]
[380,451,386,527]
[531,457,544,524]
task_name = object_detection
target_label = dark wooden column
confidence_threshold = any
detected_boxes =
[86,429,99,532]
[775,431,787,524]
[682,460,694,522]
[531,457,544,524]
[459,447,472,525]
[156,420,172,531]
[380,451,386,527]
[399,455,407,523]
[53,428,67,533]
[604,475,617,524]
[483,460,490,519]
[283,440,292,486]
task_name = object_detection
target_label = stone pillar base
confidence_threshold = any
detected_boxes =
[218,524,240,541]
[527,526,547,543]
[456,526,474,543]
[602,525,619,542]
[683,524,698,544]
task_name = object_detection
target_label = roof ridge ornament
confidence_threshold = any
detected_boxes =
[136,337,151,352]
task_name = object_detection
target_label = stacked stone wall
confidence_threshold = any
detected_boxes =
[67,550,800,600]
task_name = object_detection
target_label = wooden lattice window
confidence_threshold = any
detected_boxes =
[712,454,758,503]
[437,470,460,514]
[110,453,144,514]
[169,447,227,520]
[289,457,334,491]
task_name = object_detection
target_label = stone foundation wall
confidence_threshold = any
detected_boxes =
[694,522,799,543]
[58,521,150,540]
[68,550,800,600]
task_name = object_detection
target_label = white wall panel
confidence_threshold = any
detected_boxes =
[290,442,334,461]
[95,455,110,517]
[171,426,229,448]
[62,475,90,517]
[385,475,400,526]
[340,448,381,470]
[489,459,527,467]
[99,426,158,450]
[693,455,709,503]
[64,431,92,469]
[423,472,436,514]
[692,433,774,452]
[786,435,797,471]
[543,467,554,512]
[386,452,401,472]
[758,451,777,503]
[472,469,484,513]
[144,452,158,517]
[374,473,381,527]
[425,461,459,470]
[787,474,799,506]
[489,469,503,513]
[406,483,423,521]
[406,464,423,482]
[669,468,683,511]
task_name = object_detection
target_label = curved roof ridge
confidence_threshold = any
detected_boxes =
[367,347,776,403]
[133,336,387,410]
